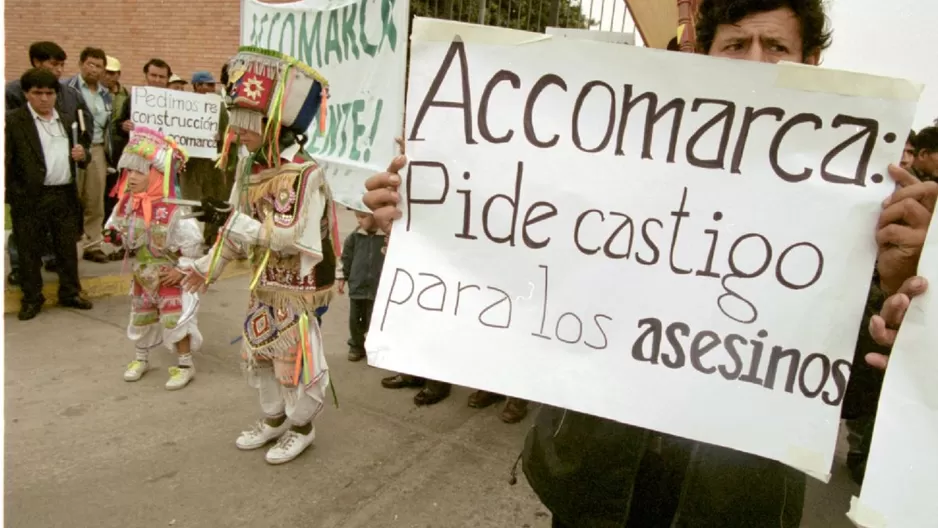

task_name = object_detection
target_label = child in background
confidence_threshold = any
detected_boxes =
[337,211,386,362]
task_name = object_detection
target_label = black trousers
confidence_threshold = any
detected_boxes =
[7,229,56,273]
[104,168,119,221]
[11,187,82,304]
[347,298,374,352]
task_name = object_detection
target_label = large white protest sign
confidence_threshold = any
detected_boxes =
[129,87,222,159]
[847,218,938,525]
[240,0,407,211]
[366,19,922,479]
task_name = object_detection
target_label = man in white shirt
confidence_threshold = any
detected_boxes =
[64,47,113,263]
[6,68,94,320]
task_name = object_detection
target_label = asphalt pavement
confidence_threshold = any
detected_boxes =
[3,210,860,528]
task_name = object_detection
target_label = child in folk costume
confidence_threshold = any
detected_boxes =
[182,47,340,465]
[105,127,205,390]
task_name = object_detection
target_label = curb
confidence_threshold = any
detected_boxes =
[4,260,252,314]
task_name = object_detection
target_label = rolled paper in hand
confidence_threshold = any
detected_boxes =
[77,111,86,133]
[71,123,79,171]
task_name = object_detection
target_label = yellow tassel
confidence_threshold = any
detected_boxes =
[163,155,171,198]
[248,248,271,291]
[319,87,328,136]
[206,233,225,285]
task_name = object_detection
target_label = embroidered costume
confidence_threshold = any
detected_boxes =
[105,127,204,390]
[189,47,339,465]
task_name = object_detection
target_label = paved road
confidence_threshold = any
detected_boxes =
[4,211,860,528]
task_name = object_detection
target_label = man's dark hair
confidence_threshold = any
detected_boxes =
[21,68,60,92]
[28,41,66,65]
[667,37,680,51]
[914,127,938,154]
[79,47,107,64]
[220,64,229,85]
[908,129,917,148]
[695,0,833,60]
[143,58,172,76]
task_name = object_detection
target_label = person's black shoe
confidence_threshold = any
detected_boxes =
[7,271,20,286]
[381,374,426,389]
[83,250,109,263]
[59,296,93,310]
[17,302,42,321]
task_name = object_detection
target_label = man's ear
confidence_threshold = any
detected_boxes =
[803,52,820,66]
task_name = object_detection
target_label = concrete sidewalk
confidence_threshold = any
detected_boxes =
[3,211,861,528]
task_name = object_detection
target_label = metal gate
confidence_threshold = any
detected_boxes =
[411,0,636,35]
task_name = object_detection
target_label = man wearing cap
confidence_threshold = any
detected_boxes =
[103,56,129,221]
[181,71,237,245]
[103,56,128,123]
[168,75,187,91]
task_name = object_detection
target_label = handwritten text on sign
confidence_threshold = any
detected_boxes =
[130,87,222,159]
[367,20,921,479]
[242,0,406,211]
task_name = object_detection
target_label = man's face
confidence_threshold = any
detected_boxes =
[914,150,938,178]
[103,70,121,90]
[80,57,105,84]
[901,141,916,170]
[708,7,817,65]
[26,87,56,116]
[33,59,65,79]
[169,82,186,92]
[145,66,170,87]
[193,82,215,95]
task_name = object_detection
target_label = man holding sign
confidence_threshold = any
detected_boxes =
[111,58,171,160]
[363,1,934,527]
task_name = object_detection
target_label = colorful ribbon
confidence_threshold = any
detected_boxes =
[248,248,271,291]
[293,313,315,387]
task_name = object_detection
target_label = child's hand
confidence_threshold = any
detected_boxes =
[160,267,185,286]
[337,280,345,294]
[102,227,122,246]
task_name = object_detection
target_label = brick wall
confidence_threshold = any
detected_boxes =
[4,0,294,88]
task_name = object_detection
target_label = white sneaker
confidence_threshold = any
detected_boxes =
[165,366,195,391]
[235,420,290,451]
[265,428,315,465]
[124,360,149,382]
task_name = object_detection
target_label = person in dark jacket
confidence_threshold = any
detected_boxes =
[5,41,92,285]
[843,127,938,485]
[910,126,938,183]
[338,211,386,362]
[111,58,171,161]
[6,68,94,320]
